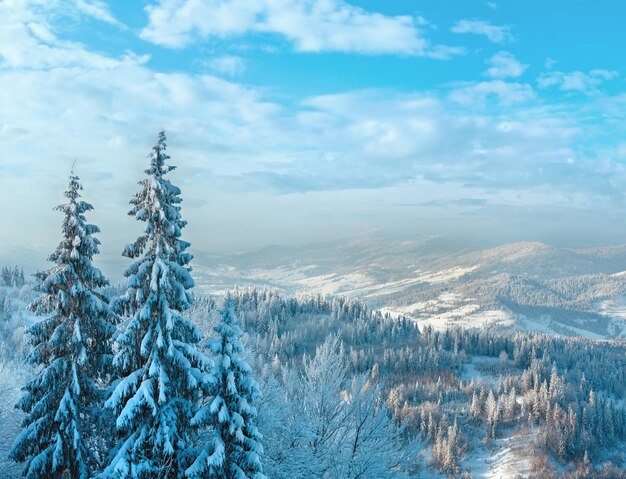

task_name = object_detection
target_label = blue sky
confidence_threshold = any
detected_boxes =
[1,0,626,267]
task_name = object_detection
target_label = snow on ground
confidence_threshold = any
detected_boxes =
[460,356,537,478]
[417,303,482,330]
[354,275,435,298]
[516,314,566,336]
[557,324,607,340]
[292,271,374,296]
[0,361,26,478]
[516,314,609,340]
[467,429,537,479]
[287,266,478,298]
[192,264,479,299]
[451,309,515,330]
[415,266,479,284]
[380,291,514,332]
[461,356,501,386]
[594,296,626,338]
[380,292,466,317]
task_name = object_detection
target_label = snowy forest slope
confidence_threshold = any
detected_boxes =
[1,277,626,477]
[190,235,626,339]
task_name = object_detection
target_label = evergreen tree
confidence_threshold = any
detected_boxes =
[187,298,265,479]
[3,295,13,324]
[10,173,114,479]
[505,387,517,421]
[13,265,23,287]
[101,132,210,478]
[1,266,12,286]
[485,390,498,439]
[469,391,481,419]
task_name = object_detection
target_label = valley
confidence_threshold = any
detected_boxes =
[191,235,626,339]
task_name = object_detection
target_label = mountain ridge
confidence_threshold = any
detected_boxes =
[189,235,626,339]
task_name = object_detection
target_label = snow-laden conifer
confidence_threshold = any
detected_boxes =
[10,173,115,479]
[187,298,266,479]
[101,132,210,478]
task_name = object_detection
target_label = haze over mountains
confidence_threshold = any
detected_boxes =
[189,234,626,340]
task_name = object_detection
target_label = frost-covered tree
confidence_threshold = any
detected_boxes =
[256,369,314,479]
[187,298,265,479]
[302,334,347,467]
[297,334,415,479]
[485,390,498,439]
[469,391,481,420]
[1,266,11,286]
[2,295,13,324]
[335,374,415,479]
[101,132,210,478]
[10,173,114,479]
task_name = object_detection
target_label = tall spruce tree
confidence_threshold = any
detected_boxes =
[101,132,210,478]
[186,298,265,479]
[10,173,115,479]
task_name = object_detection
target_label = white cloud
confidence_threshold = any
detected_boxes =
[449,80,535,106]
[140,0,462,57]
[451,19,513,43]
[206,55,245,76]
[483,51,527,79]
[0,0,123,69]
[538,69,619,93]
[0,3,602,202]
[616,143,626,158]
[74,0,125,27]
[544,57,557,69]
[291,89,588,204]
[3,0,626,253]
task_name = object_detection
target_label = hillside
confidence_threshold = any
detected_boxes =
[1,275,625,477]
[190,235,626,339]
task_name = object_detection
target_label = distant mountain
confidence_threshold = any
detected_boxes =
[190,235,626,339]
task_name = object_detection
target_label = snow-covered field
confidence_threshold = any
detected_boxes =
[594,295,626,338]
[0,361,25,479]
[467,430,536,479]
[380,291,515,332]
[194,264,478,298]
[460,357,537,479]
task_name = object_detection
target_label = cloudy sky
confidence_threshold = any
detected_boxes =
[1,0,626,268]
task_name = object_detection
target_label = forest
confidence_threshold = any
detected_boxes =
[0,133,625,479]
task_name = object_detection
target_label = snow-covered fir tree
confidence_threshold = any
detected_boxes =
[187,298,265,479]
[101,132,210,478]
[10,173,115,479]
